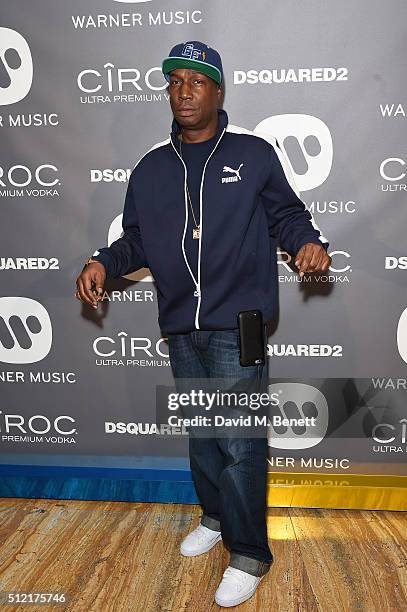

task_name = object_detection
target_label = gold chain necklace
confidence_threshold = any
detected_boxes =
[179,137,201,240]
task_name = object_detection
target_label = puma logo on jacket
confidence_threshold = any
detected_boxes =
[222,163,243,182]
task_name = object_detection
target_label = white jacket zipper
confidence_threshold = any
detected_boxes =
[171,128,226,329]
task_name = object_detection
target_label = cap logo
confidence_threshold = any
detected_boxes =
[181,43,206,62]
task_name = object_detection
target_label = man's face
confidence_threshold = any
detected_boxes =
[168,68,221,130]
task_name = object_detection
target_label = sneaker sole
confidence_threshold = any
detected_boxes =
[180,533,222,557]
[214,574,265,607]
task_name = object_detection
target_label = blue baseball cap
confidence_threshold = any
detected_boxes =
[162,40,223,86]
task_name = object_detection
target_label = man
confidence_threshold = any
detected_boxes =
[75,41,331,607]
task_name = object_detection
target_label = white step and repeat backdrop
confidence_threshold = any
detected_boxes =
[1,1,406,483]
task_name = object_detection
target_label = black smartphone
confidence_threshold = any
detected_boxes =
[237,309,265,366]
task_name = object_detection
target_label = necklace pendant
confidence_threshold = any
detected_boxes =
[192,226,200,239]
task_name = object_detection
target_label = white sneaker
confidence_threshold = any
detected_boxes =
[180,524,222,557]
[214,566,265,607]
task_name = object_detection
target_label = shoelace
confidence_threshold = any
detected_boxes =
[196,527,215,544]
[220,568,250,592]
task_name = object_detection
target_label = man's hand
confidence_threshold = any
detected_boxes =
[294,243,331,278]
[75,261,106,309]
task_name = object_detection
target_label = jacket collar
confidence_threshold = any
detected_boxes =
[170,108,228,145]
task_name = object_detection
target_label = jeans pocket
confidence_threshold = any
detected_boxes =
[212,329,239,347]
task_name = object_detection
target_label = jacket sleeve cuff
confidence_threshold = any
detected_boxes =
[90,249,114,277]
[295,236,330,255]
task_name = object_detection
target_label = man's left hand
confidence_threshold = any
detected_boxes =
[294,243,331,278]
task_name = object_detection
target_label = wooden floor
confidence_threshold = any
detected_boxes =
[0,498,406,611]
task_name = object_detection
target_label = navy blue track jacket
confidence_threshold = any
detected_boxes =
[92,109,329,334]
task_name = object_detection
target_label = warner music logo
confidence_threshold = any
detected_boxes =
[379,103,405,118]
[267,344,343,358]
[0,411,77,446]
[93,332,170,367]
[0,297,52,364]
[0,27,33,105]
[0,258,59,271]
[266,383,329,449]
[385,256,407,270]
[308,200,357,215]
[100,289,154,303]
[0,371,76,383]
[0,112,59,129]
[71,9,202,30]
[268,457,350,471]
[77,63,168,104]
[254,114,333,191]
[234,67,349,86]
[0,28,60,128]
[380,157,406,192]
[278,249,351,284]
[0,164,60,198]
[90,168,131,183]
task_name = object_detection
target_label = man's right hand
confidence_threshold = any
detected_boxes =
[75,261,106,309]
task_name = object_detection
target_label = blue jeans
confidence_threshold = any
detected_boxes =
[167,328,273,577]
